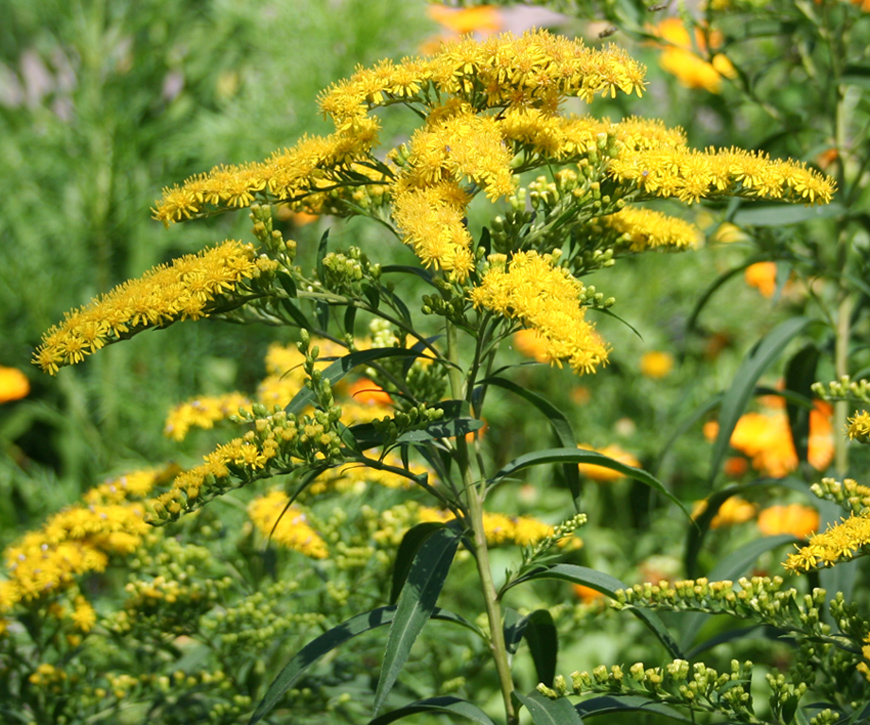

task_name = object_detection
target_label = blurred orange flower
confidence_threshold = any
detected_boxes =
[640,350,674,379]
[577,443,640,482]
[572,583,605,604]
[513,328,549,363]
[0,367,30,404]
[650,17,736,93]
[346,378,392,406]
[692,495,756,528]
[757,503,819,538]
[422,5,503,54]
[745,262,777,298]
[704,402,833,478]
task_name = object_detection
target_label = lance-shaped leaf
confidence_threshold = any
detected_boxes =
[247,605,479,724]
[373,527,461,715]
[514,564,683,659]
[478,376,582,510]
[575,695,691,721]
[367,696,497,725]
[489,447,689,519]
[516,691,584,725]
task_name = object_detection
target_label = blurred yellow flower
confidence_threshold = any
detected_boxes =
[0,366,30,403]
[757,503,819,538]
[745,262,777,298]
[577,444,641,482]
[427,5,502,35]
[651,17,736,94]
[693,495,756,528]
[640,350,674,379]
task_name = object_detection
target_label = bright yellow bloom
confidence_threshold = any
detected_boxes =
[639,350,675,379]
[70,595,97,632]
[783,509,870,573]
[577,443,641,482]
[692,495,757,528]
[847,410,870,443]
[247,490,328,558]
[470,251,608,375]
[0,367,30,403]
[651,18,736,94]
[34,241,271,374]
[417,507,558,546]
[164,393,254,441]
[603,206,702,252]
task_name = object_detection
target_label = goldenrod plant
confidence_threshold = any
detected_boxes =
[13,21,849,723]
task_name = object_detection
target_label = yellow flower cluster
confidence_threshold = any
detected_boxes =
[784,510,870,572]
[307,454,424,496]
[34,241,274,374]
[247,490,328,558]
[417,507,556,546]
[848,410,870,443]
[470,251,608,374]
[164,392,254,442]
[600,206,702,252]
[608,146,834,205]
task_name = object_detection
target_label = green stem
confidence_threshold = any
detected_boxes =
[446,320,517,725]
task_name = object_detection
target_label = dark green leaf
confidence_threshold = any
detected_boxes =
[489,448,688,520]
[390,523,448,605]
[363,282,381,310]
[516,564,683,659]
[515,691,583,725]
[784,344,820,465]
[709,317,812,486]
[343,305,357,337]
[373,527,460,715]
[279,298,313,329]
[381,264,438,288]
[575,695,691,722]
[315,228,330,282]
[395,417,484,444]
[367,696,497,725]
[523,610,558,688]
[248,606,480,724]
[503,607,524,655]
[277,271,297,298]
[478,376,581,510]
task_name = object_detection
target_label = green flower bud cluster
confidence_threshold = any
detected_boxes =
[614,576,832,640]
[320,246,382,297]
[370,402,445,448]
[811,376,870,404]
[204,580,325,650]
[577,282,616,309]
[538,658,760,723]
[809,477,870,515]
[249,204,297,264]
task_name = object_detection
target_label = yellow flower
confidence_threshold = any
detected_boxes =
[847,410,870,443]
[603,206,702,252]
[70,595,96,632]
[640,351,675,379]
[470,251,609,375]
[427,5,503,36]
[416,507,559,546]
[692,495,757,528]
[783,508,870,573]
[0,367,30,403]
[651,17,736,94]
[164,393,254,442]
[513,328,550,363]
[247,491,328,558]
[577,443,640,482]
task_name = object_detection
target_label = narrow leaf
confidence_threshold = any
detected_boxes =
[518,565,683,658]
[575,695,691,722]
[390,523,448,605]
[784,344,820,465]
[395,417,484,444]
[478,376,582,510]
[248,606,480,724]
[489,448,689,520]
[516,691,583,725]
[732,202,844,226]
[523,610,558,688]
[367,696,496,725]
[709,317,811,485]
[373,527,460,715]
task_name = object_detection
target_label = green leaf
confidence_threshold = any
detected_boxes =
[523,610,558,688]
[381,264,438,288]
[366,696,497,725]
[503,607,524,655]
[516,564,683,659]
[784,344,820,465]
[515,691,583,725]
[395,417,484,444]
[709,317,812,486]
[732,202,844,226]
[285,348,430,414]
[248,606,479,724]
[277,271,297,298]
[489,447,689,520]
[343,305,357,337]
[575,695,691,722]
[373,527,461,715]
[477,376,582,510]
[279,297,313,329]
[389,522,449,605]
[685,261,758,334]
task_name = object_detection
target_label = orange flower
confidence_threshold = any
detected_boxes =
[650,18,736,93]
[724,456,749,477]
[711,496,757,528]
[346,378,392,407]
[757,503,819,538]
[577,444,640,482]
[513,328,549,363]
[427,5,502,35]
[744,262,777,298]
[465,418,488,444]
[0,367,30,404]
[573,583,605,604]
[639,350,674,379]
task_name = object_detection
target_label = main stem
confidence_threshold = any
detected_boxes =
[446,321,518,725]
